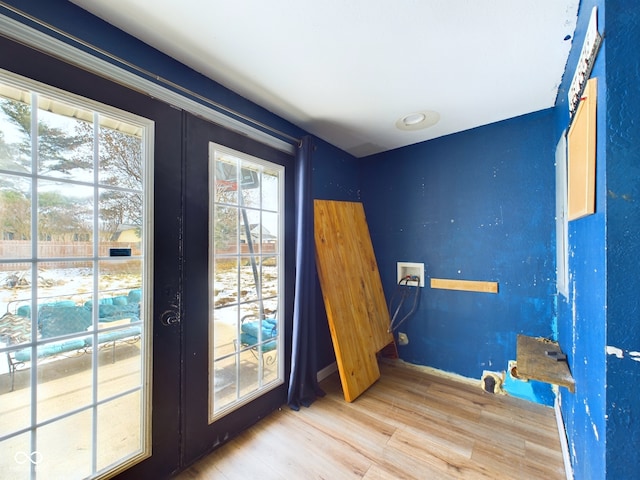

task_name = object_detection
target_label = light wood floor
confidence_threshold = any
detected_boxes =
[175,360,566,480]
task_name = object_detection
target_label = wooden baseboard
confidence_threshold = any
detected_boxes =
[316,362,337,382]
[555,397,574,480]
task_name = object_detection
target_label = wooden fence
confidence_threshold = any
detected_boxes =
[0,241,142,271]
[1,241,277,271]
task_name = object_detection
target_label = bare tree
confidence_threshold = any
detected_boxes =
[0,189,30,240]
[1,97,144,242]
[74,121,143,239]
[38,191,92,241]
[0,99,88,174]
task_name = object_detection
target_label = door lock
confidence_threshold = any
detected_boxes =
[160,308,180,326]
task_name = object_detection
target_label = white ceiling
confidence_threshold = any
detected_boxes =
[70,0,579,157]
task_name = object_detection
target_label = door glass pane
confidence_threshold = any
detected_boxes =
[209,144,284,422]
[96,391,143,471]
[0,72,151,479]
[213,205,239,255]
[261,169,279,212]
[0,174,31,257]
[36,100,94,182]
[37,181,93,256]
[98,118,144,191]
[0,85,32,174]
[37,410,93,479]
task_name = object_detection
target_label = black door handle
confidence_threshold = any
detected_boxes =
[160,308,180,326]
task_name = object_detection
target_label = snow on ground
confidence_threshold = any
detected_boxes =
[212,264,278,322]
[1,264,278,317]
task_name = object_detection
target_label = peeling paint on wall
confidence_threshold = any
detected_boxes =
[585,401,600,441]
[606,346,640,362]
[606,346,624,359]
[571,280,577,356]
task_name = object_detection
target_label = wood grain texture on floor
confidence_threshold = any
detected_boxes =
[174,360,565,480]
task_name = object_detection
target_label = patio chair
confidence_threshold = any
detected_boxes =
[238,314,277,366]
[1,312,32,391]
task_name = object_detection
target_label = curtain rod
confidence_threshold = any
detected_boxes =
[0,2,302,149]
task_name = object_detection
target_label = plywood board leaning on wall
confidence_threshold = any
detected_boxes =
[314,200,394,402]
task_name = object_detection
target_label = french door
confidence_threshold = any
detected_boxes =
[181,113,293,466]
[0,36,182,479]
[0,32,293,479]
[0,70,155,479]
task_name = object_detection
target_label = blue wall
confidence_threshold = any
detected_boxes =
[5,1,640,478]
[311,136,362,369]
[601,1,640,479]
[554,1,640,479]
[554,1,608,478]
[359,111,557,405]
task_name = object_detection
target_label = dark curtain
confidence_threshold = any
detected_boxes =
[287,135,325,410]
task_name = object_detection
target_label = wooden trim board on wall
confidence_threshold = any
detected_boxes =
[567,77,597,221]
[430,278,499,294]
[314,200,394,402]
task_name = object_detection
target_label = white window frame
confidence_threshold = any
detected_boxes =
[208,142,284,423]
[556,131,569,298]
[0,68,154,478]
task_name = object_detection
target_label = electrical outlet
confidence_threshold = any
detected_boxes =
[397,262,425,287]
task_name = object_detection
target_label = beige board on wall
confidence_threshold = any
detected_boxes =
[568,77,597,221]
[314,200,394,402]
[430,278,498,294]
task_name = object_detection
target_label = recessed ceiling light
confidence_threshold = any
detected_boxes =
[396,110,440,131]
[403,113,426,125]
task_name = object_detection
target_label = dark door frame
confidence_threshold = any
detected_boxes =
[181,112,294,466]
[0,34,183,479]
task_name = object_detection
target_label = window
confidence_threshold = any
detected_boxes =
[209,143,284,421]
[0,71,152,478]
